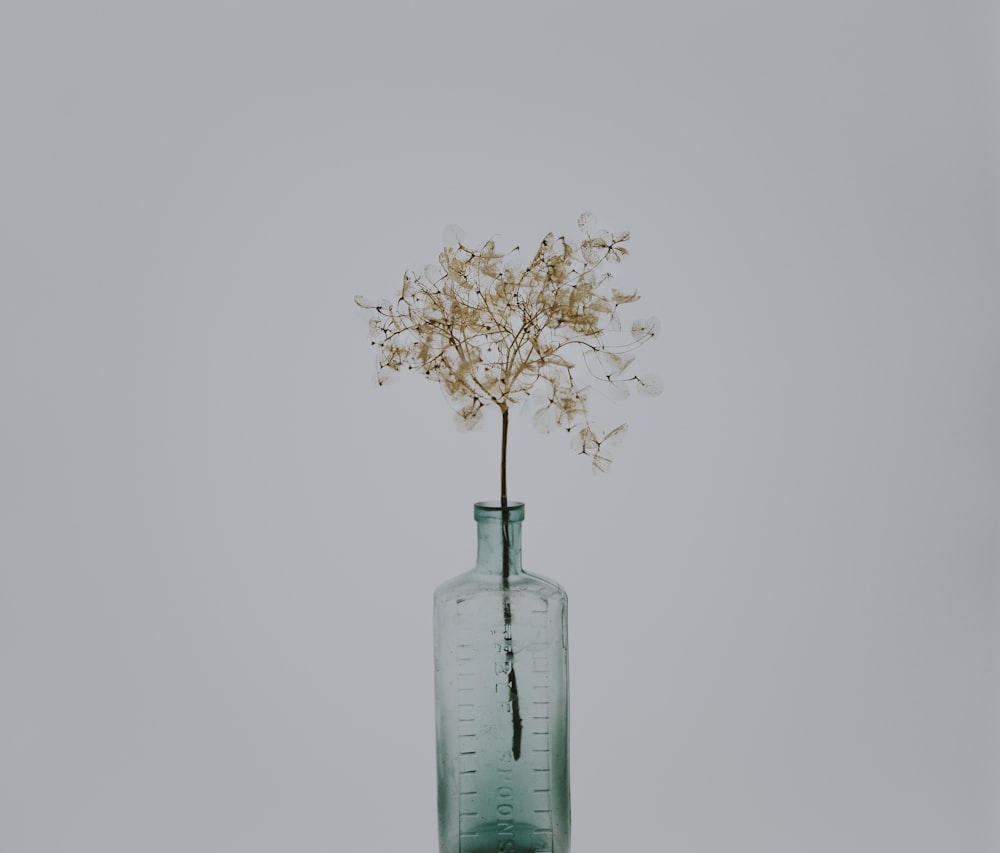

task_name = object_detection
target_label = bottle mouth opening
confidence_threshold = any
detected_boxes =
[474,501,525,522]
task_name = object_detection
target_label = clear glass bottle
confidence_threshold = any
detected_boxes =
[434,502,570,853]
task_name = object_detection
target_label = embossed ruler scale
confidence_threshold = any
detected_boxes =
[455,605,554,853]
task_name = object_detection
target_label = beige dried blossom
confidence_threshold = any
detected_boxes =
[356,213,661,490]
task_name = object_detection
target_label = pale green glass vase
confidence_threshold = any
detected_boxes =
[434,502,570,853]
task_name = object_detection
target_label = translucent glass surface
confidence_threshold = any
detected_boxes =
[434,503,570,853]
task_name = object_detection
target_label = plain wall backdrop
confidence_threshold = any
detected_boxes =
[2,1,998,851]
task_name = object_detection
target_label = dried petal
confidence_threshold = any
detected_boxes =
[591,453,612,473]
[602,380,629,402]
[532,405,556,434]
[631,317,660,341]
[455,401,483,431]
[598,351,634,379]
[635,374,664,396]
[442,224,468,246]
[603,423,629,445]
[611,288,640,304]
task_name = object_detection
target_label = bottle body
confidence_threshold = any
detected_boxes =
[434,503,570,853]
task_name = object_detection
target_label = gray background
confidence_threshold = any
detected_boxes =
[2,1,998,851]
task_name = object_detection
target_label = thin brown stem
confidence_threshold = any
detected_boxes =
[501,407,509,509]
[499,406,522,758]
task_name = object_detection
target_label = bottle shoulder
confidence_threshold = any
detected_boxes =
[434,569,568,605]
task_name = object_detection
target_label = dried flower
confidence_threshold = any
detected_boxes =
[356,213,661,486]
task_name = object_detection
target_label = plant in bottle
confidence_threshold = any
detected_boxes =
[356,212,660,852]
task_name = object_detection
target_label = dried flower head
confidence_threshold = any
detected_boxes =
[356,213,661,478]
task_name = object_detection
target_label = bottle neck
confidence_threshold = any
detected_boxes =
[474,502,524,576]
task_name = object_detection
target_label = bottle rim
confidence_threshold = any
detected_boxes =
[474,501,525,522]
